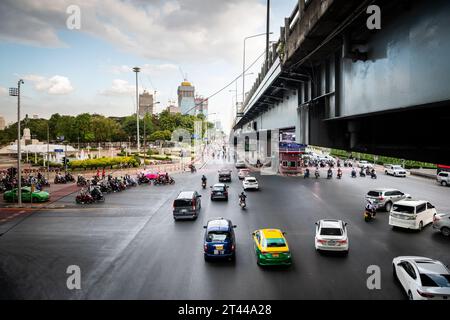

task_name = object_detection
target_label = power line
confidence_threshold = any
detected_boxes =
[183,49,267,115]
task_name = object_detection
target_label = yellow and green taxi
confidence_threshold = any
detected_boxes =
[3,187,50,203]
[252,229,292,266]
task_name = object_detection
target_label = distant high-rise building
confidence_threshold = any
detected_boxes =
[195,96,208,117]
[178,81,195,115]
[139,90,154,116]
[0,115,5,130]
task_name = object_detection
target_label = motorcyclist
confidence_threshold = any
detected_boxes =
[239,191,247,206]
[365,199,377,218]
[351,168,357,177]
[370,168,377,178]
[201,174,207,186]
[304,168,310,178]
[327,167,333,178]
[337,168,342,178]
[315,167,320,178]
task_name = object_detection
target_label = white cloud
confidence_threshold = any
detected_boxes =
[0,0,266,64]
[23,74,74,95]
[99,79,139,96]
[0,86,8,96]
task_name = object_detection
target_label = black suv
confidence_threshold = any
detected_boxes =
[218,169,232,182]
[210,183,229,201]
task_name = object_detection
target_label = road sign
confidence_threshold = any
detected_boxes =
[54,149,64,152]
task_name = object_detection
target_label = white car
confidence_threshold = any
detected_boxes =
[358,160,373,169]
[389,200,437,231]
[242,177,259,190]
[314,219,349,253]
[385,165,407,177]
[392,256,450,300]
[238,169,250,180]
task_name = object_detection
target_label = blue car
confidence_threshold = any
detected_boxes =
[203,218,237,261]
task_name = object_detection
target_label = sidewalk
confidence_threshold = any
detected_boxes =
[408,168,436,180]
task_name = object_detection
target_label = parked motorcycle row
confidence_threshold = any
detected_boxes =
[76,172,175,204]
[0,171,50,193]
[75,174,138,204]
[54,172,75,184]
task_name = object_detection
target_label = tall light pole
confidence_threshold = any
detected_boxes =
[242,32,273,103]
[132,67,141,153]
[47,122,50,180]
[9,80,24,207]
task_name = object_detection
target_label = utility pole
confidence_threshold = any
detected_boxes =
[9,80,24,207]
[133,67,141,153]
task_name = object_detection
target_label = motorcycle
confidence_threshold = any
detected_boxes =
[315,170,320,179]
[371,172,377,179]
[337,171,342,179]
[239,198,246,209]
[202,180,207,189]
[77,176,87,187]
[359,171,366,177]
[364,208,377,222]
[76,190,94,204]
[351,170,357,178]
[327,170,333,179]
[65,172,75,183]
[90,186,105,202]
[54,175,67,184]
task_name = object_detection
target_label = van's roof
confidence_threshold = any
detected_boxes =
[394,199,426,206]
[177,191,195,199]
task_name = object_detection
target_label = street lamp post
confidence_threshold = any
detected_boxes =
[133,67,141,153]
[242,32,273,103]
[9,80,24,207]
[47,122,50,180]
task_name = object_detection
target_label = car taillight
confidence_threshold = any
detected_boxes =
[317,239,327,244]
[192,199,196,210]
[417,290,434,298]
[204,244,208,252]
[231,244,235,251]
[379,196,384,201]
[337,240,348,244]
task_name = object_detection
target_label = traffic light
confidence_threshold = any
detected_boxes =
[62,157,69,165]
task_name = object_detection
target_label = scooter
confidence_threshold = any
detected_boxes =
[371,172,377,179]
[304,170,310,179]
[364,209,376,222]
[359,171,366,177]
[239,198,246,209]
[315,170,320,179]
[337,171,342,179]
[351,170,357,178]
[202,181,207,189]
[327,171,333,179]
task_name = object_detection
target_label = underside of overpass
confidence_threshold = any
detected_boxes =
[233,0,450,165]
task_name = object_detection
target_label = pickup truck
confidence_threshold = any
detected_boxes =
[384,165,407,177]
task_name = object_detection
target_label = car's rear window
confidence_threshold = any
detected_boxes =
[174,199,193,207]
[213,186,224,191]
[320,228,343,236]
[420,273,450,287]
[367,191,381,197]
[392,204,415,214]
[265,238,286,247]
[246,178,256,182]
[206,231,230,242]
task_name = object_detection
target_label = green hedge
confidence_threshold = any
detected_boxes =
[68,156,139,170]
[330,149,436,169]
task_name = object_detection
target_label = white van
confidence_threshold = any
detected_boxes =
[389,200,437,231]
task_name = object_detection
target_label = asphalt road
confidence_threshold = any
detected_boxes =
[0,159,449,300]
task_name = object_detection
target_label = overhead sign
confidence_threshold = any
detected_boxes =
[54,149,64,152]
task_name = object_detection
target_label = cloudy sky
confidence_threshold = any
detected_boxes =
[0,0,297,132]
